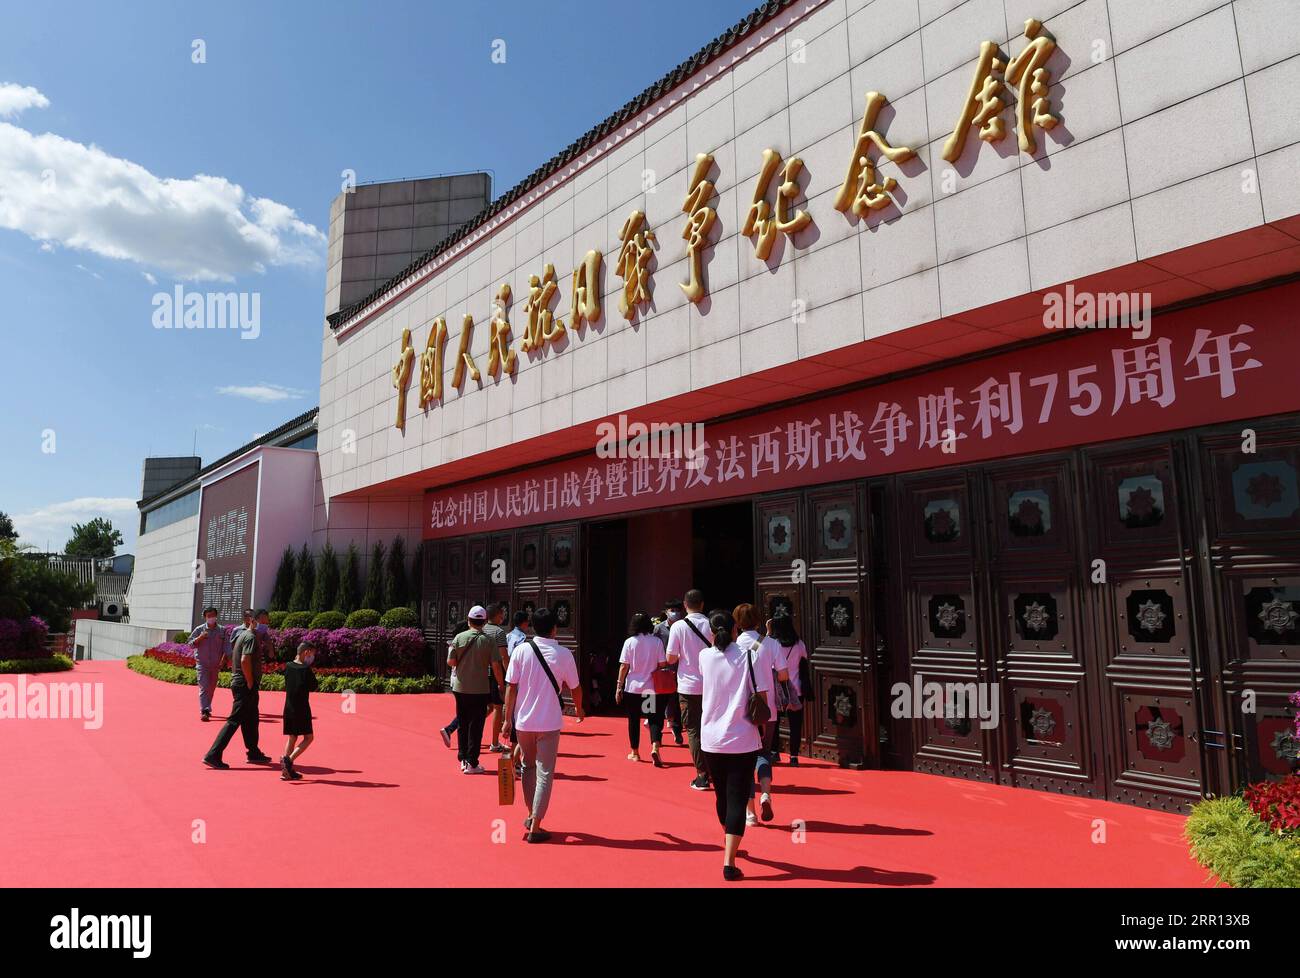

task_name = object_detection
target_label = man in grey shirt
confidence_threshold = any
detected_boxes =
[187,605,230,722]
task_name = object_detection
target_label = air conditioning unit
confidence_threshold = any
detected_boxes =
[101,601,125,621]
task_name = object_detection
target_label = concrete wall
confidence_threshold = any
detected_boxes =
[325,174,493,318]
[74,619,173,661]
[318,0,1300,512]
[126,514,199,631]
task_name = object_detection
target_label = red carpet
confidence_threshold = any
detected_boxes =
[0,661,1212,887]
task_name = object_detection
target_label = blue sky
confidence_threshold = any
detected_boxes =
[0,0,760,554]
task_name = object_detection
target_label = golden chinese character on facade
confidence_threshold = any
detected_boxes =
[521,263,566,354]
[570,249,602,330]
[941,18,1057,162]
[418,317,447,408]
[742,148,811,261]
[1005,18,1058,154]
[487,284,517,378]
[679,152,716,302]
[616,210,657,320]
[391,327,414,431]
[452,313,480,389]
[833,91,915,216]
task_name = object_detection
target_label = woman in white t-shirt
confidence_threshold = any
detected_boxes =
[771,615,808,766]
[700,609,772,882]
[616,612,668,766]
[734,603,789,827]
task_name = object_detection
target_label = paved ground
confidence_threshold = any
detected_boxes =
[0,660,1213,887]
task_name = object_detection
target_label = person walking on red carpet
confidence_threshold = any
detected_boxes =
[700,609,772,882]
[666,588,712,790]
[203,608,274,769]
[187,605,230,722]
[734,604,789,827]
[502,607,584,843]
[447,607,498,774]
[615,612,668,765]
[281,639,319,781]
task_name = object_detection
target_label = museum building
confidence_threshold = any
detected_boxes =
[135,0,1300,812]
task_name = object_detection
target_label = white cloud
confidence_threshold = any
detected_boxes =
[13,497,136,551]
[0,83,325,281]
[215,383,305,404]
[141,271,156,285]
[0,83,49,119]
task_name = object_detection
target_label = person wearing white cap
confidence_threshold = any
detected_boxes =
[447,605,499,773]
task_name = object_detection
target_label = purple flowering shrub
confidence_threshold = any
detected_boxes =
[0,616,50,659]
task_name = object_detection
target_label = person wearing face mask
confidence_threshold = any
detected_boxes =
[280,640,320,781]
[203,608,274,769]
[187,606,230,722]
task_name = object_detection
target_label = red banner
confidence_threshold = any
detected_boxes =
[425,283,1300,539]
[193,462,259,624]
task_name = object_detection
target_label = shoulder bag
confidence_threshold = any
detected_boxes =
[526,639,565,711]
[745,649,771,726]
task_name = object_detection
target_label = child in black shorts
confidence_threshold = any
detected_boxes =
[281,640,319,781]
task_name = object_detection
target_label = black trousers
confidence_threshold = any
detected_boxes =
[786,708,804,757]
[453,691,489,765]
[703,750,759,836]
[205,684,260,761]
[663,691,682,735]
[625,691,666,751]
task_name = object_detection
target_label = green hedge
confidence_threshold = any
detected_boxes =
[1185,795,1300,888]
[267,610,289,629]
[282,611,314,629]
[344,608,381,629]
[309,610,347,630]
[379,606,418,628]
[126,654,439,695]
[0,654,75,674]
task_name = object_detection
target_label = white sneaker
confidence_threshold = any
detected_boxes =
[459,760,468,773]
[465,763,486,774]
[746,811,759,826]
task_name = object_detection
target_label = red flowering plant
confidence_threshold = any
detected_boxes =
[1243,775,1300,835]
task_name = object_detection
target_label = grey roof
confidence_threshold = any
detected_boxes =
[138,407,319,509]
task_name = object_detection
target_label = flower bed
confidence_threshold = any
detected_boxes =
[127,654,437,695]
[0,616,50,660]
[143,624,429,679]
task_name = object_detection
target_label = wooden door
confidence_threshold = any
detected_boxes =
[985,453,1103,799]
[895,468,998,783]
[1196,417,1300,791]
[1082,439,1206,812]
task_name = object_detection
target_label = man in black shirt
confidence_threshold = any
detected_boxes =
[203,608,273,768]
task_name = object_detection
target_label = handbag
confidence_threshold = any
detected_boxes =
[651,634,676,694]
[497,753,515,806]
[776,677,798,712]
[745,650,771,726]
